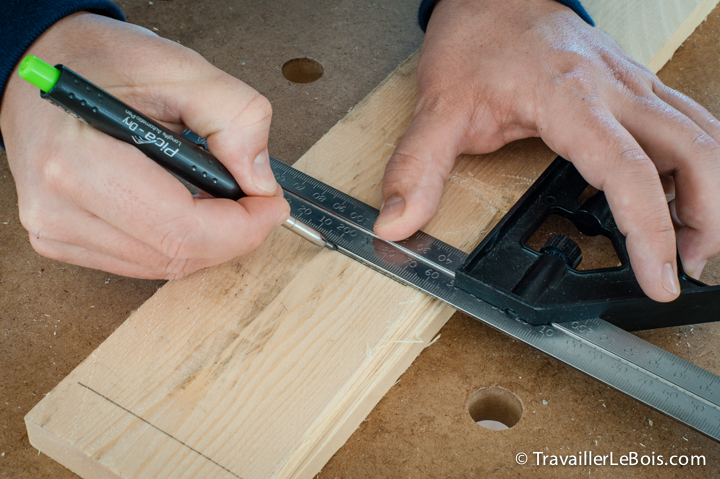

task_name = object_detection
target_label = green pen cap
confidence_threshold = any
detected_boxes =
[18,55,60,93]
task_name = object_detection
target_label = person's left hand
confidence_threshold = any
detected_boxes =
[374,0,720,303]
[0,13,288,280]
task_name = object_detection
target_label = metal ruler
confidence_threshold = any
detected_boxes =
[270,157,720,442]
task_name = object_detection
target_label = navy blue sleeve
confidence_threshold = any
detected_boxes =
[0,1,125,112]
[418,0,594,32]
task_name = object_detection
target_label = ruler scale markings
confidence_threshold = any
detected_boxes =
[270,157,720,441]
[557,318,719,403]
[554,322,720,413]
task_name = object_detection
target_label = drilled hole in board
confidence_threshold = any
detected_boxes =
[468,387,523,430]
[282,58,324,83]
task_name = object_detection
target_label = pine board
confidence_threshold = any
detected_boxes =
[25,1,720,477]
[584,0,719,71]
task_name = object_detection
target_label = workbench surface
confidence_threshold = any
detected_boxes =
[2,1,719,477]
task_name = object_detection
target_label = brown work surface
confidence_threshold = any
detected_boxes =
[1,1,719,478]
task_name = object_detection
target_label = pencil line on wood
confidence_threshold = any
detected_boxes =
[76,382,243,479]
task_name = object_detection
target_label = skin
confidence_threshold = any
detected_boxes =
[374,0,720,303]
[2,2,719,302]
[0,13,290,280]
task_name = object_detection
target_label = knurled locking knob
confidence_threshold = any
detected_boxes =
[540,234,583,269]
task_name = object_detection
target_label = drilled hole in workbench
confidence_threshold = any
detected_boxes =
[468,387,523,430]
[282,58,323,83]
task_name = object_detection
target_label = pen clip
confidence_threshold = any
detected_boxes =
[180,129,209,150]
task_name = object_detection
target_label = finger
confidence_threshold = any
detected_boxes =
[374,104,468,241]
[676,215,719,280]
[617,95,720,279]
[166,66,278,197]
[544,111,679,302]
[19,195,211,275]
[23,192,253,279]
[660,175,675,200]
[652,81,720,142]
[667,197,712,278]
[96,39,278,198]
[22,197,170,269]
[51,133,289,264]
[28,235,217,280]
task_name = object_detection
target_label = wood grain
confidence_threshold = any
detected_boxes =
[26,1,720,477]
[584,0,720,71]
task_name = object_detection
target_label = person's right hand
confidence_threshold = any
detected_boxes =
[0,12,289,279]
[374,0,720,302]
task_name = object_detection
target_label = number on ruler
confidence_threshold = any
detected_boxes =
[588,351,604,361]
[415,243,431,254]
[570,321,593,336]
[336,224,357,236]
[538,325,554,337]
[437,254,452,265]
[425,269,440,280]
[624,347,639,357]
[662,389,679,400]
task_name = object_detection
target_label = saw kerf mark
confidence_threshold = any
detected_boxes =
[77,382,242,479]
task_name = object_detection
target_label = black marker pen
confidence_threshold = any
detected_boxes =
[18,55,334,249]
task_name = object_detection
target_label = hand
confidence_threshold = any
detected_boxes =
[374,0,720,302]
[0,13,289,279]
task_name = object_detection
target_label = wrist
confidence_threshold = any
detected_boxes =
[0,13,155,156]
[432,0,567,18]
[1,13,155,137]
[426,0,573,37]
[422,0,592,33]
[1,14,95,125]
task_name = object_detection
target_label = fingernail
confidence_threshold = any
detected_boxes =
[375,196,406,227]
[252,150,278,194]
[689,259,708,280]
[661,262,680,296]
[276,207,290,227]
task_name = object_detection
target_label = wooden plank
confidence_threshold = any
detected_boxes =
[26,1,720,477]
[584,0,719,71]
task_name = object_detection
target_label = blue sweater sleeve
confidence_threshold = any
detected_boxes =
[0,1,125,113]
[418,0,594,31]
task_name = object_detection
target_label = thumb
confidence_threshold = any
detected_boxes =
[374,108,466,241]
[173,70,278,197]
